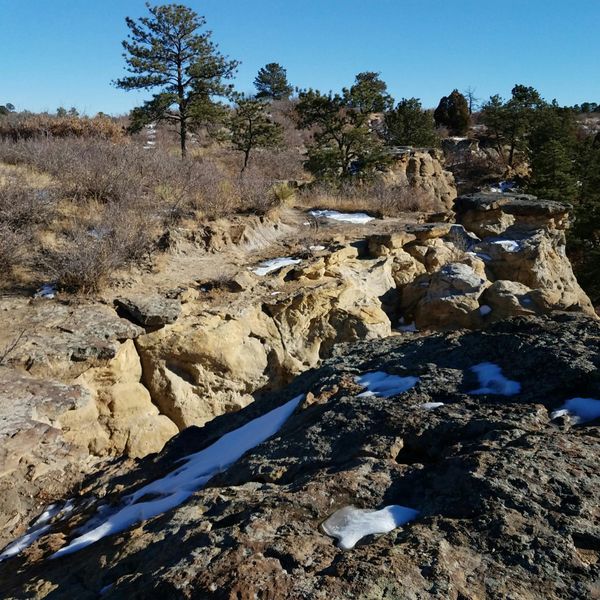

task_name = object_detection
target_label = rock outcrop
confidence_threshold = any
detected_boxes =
[0,192,593,556]
[383,148,457,212]
[1,313,598,599]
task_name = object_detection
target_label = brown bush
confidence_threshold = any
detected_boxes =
[0,112,124,142]
[40,205,154,294]
[299,179,433,217]
[0,223,27,278]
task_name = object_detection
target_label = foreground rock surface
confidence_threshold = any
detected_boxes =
[1,314,599,599]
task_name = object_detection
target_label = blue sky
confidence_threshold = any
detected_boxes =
[1,0,598,115]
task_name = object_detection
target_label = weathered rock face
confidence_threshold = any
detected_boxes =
[397,193,595,329]
[382,148,457,212]
[0,369,99,548]
[2,314,598,599]
[136,247,395,430]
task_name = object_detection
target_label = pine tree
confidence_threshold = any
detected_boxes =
[434,89,469,135]
[228,97,283,172]
[296,88,390,182]
[115,3,238,157]
[254,63,293,100]
[384,98,438,147]
[481,84,546,167]
[344,72,393,114]
[527,104,578,202]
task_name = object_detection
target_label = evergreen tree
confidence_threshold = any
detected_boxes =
[570,134,600,304]
[0,103,14,116]
[115,2,238,157]
[254,63,293,100]
[228,96,283,172]
[344,72,393,114]
[527,104,578,202]
[434,89,469,135]
[384,98,438,147]
[295,88,390,181]
[481,84,546,167]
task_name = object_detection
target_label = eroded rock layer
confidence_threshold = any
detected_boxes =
[1,314,598,599]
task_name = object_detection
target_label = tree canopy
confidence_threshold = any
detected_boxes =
[344,72,393,114]
[254,63,293,100]
[434,89,470,135]
[115,2,238,157]
[295,86,390,182]
[227,96,283,172]
[385,98,438,148]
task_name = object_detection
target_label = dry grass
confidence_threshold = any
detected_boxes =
[298,180,434,217]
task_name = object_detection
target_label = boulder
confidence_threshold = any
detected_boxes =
[115,295,181,327]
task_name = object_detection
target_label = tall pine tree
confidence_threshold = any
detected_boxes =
[115,3,238,157]
[254,63,293,100]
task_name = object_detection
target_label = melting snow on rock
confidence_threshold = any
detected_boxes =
[356,371,419,398]
[490,239,521,253]
[4,395,304,560]
[321,505,419,550]
[551,398,600,424]
[0,500,74,561]
[308,210,375,224]
[34,283,57,299]
[250,257,301,276]
[469,362,521,396]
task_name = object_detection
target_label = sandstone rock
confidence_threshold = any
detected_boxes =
[413,262,489,329]
[481,280,538,318]
[115,295,181,327]
[74,340,178,458]
[3,314,599,599]
[0,368,99,548]
[383,149,457,212]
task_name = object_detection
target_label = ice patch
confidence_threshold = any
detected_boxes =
[322,505,419,550]
[250,257,301,276]
[397,321,417,333]
[308,210,375,224]
[469,362,521,396]
[34,283,56,299]
[479,305,492,316]
[420,402,444,410]
[0,499,74,561]
[356,371,419,398]
[551,398,600,424]
[51,395,303,559]
[0,525,51,561]
[490,239,521,253]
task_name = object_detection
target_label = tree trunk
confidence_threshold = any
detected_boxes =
[180,117,187,158]
[241,148,250,172]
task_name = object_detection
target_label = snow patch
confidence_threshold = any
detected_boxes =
[479,305,492,316]
[250,257,301,276]
[469,362,521,396]
[420,402,445,410]
[309,245,326,252]
[0,499,74,561]
[551,398,600,424]
[308,210,375,224]
[322,505,419,550]
[490,239,521,253]
[51,395,304,559]
[34,283,56,299]
[356,371,419,398]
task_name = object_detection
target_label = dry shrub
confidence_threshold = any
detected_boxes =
[0,113,124,142]
[299,179,433,217]
[40,205,154,294]
[0,175,57,281]
[0,223,27,278]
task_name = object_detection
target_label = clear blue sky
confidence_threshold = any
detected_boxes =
[2,0,599,115]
